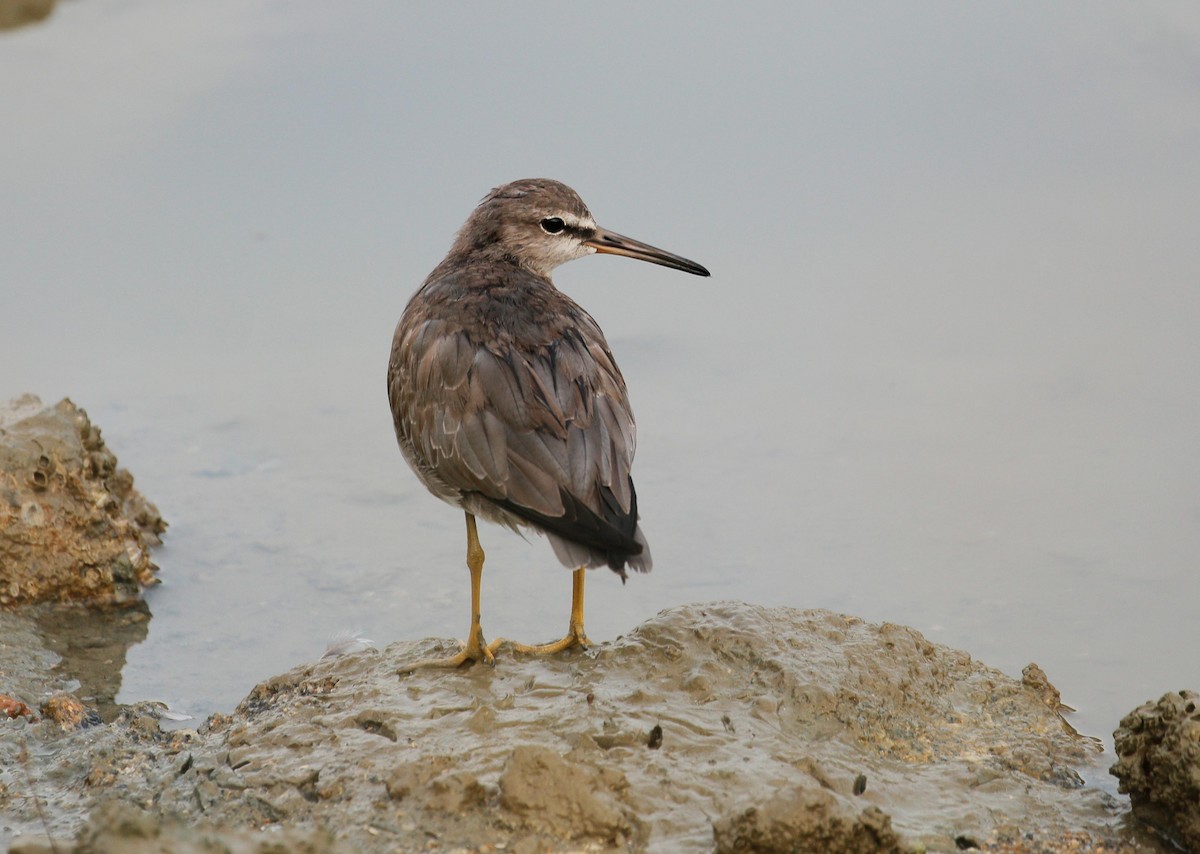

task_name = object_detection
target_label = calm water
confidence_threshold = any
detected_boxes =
[3,2,1198,792]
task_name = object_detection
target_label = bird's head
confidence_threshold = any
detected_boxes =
[453,178,710,280]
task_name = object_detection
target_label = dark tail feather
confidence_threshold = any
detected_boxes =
[492,477,644,573]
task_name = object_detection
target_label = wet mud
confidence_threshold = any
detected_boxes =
[1,603,1177,853]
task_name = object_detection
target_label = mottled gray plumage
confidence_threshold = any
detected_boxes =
[389,179,708,667]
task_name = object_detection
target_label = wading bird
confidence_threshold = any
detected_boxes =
[389,179,709,668]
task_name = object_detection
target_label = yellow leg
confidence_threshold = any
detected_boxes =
[507,567,593,655]
[400,512,495,672]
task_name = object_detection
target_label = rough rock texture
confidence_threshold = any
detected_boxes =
[0,395,165,606]
[712,785,907,854]
[1024,662,1073,713]
[8,801,355,854]
[1111,690,1200,852]
[0,697,194,849]
[2,602,1150,853]
[499,744,635,845]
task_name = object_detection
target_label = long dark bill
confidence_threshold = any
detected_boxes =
[585,227,710,277]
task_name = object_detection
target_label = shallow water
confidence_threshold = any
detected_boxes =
[3,2,1198,796]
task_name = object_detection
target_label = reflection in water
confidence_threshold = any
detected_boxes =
[34,602,151,722]
[0,0,55,32]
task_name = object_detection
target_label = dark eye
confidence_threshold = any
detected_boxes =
[540,217,566,234]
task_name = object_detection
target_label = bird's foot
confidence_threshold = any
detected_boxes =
[398,631,496,673]
[499,622,592,656]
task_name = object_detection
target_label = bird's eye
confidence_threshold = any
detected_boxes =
[540,217,566,235]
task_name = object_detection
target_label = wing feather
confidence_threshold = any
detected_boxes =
[390,282,645,569]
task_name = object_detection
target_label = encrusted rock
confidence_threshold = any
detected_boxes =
[0,395,165,606]
[1111,689,1200,851]
[0,693,36,720]
[1023,662,1072,713]
[41,693,100,730]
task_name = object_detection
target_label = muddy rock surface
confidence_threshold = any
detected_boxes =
[1111,690,1200,852]
[3,602,1166,853]
[0,395,165,606]
[8,801,355,854]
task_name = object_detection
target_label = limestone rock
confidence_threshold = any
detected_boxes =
[1111,689,1200,851]
[0,395,165,606]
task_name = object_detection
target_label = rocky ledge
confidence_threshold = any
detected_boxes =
[2,602,1179,853]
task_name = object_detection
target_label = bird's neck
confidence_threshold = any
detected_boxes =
[435,244,559,288]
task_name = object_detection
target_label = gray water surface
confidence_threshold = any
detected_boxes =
[3,2,1198,792]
